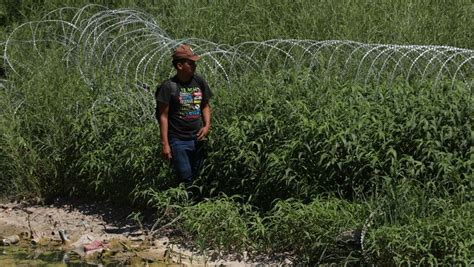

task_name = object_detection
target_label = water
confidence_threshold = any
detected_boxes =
[1,246,97,266]
[0,246,170,266]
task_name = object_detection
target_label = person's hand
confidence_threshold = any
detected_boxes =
[162,144,172,160]
[196,126,210,141]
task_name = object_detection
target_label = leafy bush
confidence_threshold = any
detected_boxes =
[365,202,474,265]
[180,195,262,254]
[0,1,472,264]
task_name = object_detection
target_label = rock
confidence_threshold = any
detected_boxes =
[137,248,168,261]
[130,235,145,242]
[0,235,20,245]
[152,237,169,247]
[336,229,362,246]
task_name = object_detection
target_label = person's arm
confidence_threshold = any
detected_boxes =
[159,103,172,160]
[197,101,211,141]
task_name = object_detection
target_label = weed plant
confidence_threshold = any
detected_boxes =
[1,1,473,264]
[1,48,472,263]
[3,0,472,47]
[180,195,260,254]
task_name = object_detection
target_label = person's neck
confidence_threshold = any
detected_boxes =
[176,73,192,84]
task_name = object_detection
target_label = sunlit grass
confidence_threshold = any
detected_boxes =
[1,0,472,264]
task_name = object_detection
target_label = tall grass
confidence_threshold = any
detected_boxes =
[1,0,472,48]
[0,49,91,197]
[1,1,472,264]
[203,73,472,205]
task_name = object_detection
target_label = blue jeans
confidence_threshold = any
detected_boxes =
[169,138,205,184]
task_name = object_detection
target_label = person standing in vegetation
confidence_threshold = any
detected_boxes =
[155,44,213,186]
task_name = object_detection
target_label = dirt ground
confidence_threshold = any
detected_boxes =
[0,199,263,266]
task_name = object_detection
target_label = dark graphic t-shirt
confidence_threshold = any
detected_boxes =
[155,75,213,140]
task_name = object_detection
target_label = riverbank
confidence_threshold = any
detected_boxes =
[0,199,263,266]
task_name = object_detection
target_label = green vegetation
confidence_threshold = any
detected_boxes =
[1,0,473,264]
[1,0,473,48]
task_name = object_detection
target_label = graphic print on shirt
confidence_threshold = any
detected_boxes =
[178,87,202,120]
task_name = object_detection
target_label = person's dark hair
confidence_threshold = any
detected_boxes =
[172,58,188,69]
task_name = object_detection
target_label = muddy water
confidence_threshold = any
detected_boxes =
[0,245,171,266]
[0,245,93,266]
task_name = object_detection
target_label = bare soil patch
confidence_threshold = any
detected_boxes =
[0,199,267,266]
